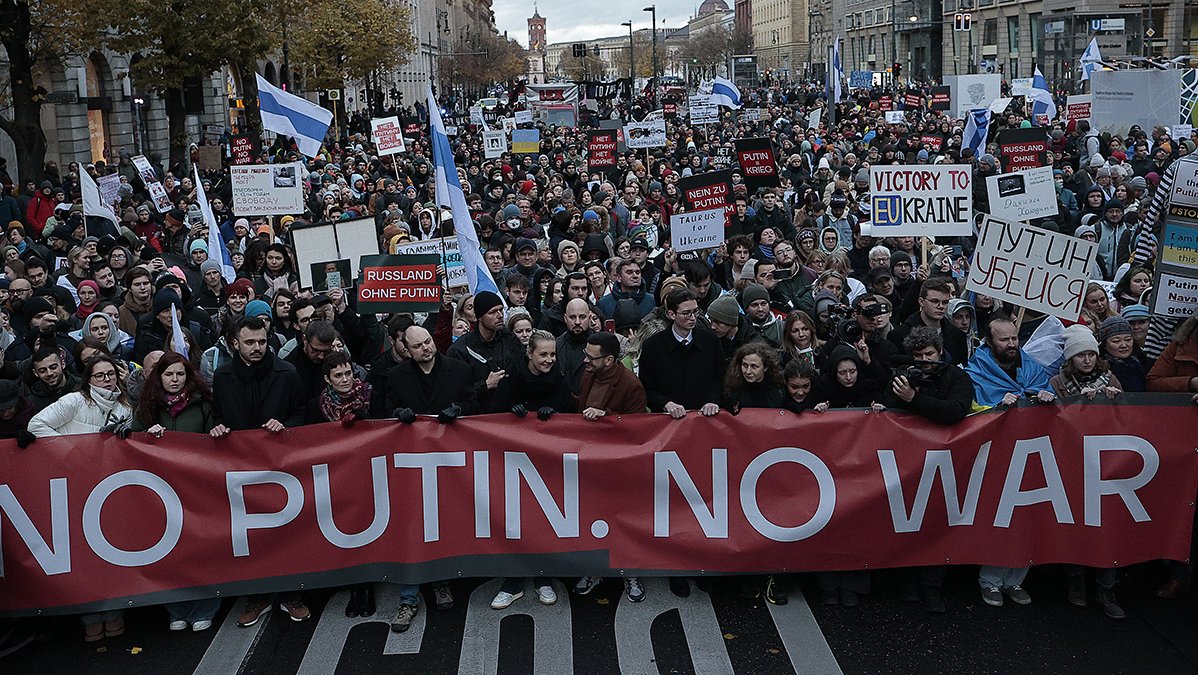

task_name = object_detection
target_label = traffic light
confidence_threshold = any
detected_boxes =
[572,43,586,57]
[893,62,902,77]
[953,13,972,31]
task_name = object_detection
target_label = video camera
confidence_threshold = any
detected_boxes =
[889,354,942,388]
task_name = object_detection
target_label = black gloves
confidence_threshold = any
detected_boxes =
[15,429,34,449]
[393,407,416,424]
[511,404,528,418]
[537,406,555,421]
[438,403,461,424]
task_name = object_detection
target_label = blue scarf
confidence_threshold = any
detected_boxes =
[964,346,1054,407]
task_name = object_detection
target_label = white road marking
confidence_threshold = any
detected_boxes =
[457,578,573,675]
[614,578,734,675]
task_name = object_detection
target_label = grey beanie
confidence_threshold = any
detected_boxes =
[740,283,770,309]
[201,260,222,277]
[707,294,741,325]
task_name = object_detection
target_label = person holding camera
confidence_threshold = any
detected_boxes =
[889,278,969,366]
[883,326,975,425]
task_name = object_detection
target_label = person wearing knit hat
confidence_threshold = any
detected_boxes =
[1097,316,1148,393]
[740,282,770,310]
[255,224,273,239]
[152,288,182,316]
[472,290,504,319]
[656,274,689,306]
[707,294,742,327]
[244,299,272,318]
[612,297,642,333]
[582,209,599,222]
[1061,324,1100,362]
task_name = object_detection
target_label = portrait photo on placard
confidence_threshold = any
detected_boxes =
[310,259,353,292]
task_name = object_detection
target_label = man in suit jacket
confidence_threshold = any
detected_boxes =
[386,325,478,421]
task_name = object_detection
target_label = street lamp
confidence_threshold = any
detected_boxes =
[643,5,657,106]
[621,21,634,84]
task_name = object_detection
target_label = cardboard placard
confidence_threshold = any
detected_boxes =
[869,165,973,237]
[196,145,223,172]
[967,215,1096,320]
[734,137,780,192]
[624,119,666,149]
[230,163,305,216]
[997,128,1050,172]
[356,254,442,312]
[587,129,618,168]
[370,117,407,155]
[986,166,1059,221]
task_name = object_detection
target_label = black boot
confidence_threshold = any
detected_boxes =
[345,587,363,617]
[360,585,376,617]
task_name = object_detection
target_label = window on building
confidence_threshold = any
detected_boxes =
[1029,14,1040,55]
[983,18,998,45]
[1007,16,1019,52]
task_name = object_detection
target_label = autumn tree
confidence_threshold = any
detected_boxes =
[100,0,274,171]
[287,0,415,91]
[450,32,527,96]
[610,34,654,80]
[0,0,92,182]
[556,49,608,82]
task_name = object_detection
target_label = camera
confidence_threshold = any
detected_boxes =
[835,318,863,344]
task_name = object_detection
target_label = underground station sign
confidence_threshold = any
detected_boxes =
[357,254,442,312]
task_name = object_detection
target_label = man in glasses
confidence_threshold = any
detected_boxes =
[284,320,338,403]
[888,278,969,365]
[638,288,725,421]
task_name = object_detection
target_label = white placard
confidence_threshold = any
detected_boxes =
[292,217,380,289]
[514,110,533,125]
[1010,78,1033,97]
[370,116,406,156]
[744,108,761,121]
[1173,124,1194,141]
[884,111,906,124]
[989,97,1014,114]
[97,174,121,210]
[501,117,516,133]
[689,94,718,124]
[623,119,666,149]
[394,236,467,287]
[986,166,1059,221]
[868,165,973,237]
[1169,158,1198,209]
[967,215,1097,320]
[469,107,485,126]
[807,108,822,129]
[230,162,305,216]
[1153,271,1198,318]
[670,208,725,252]
[945,73,1002,118]
[483,130,508,159]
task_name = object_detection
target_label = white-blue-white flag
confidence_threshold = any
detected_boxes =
[426,86,501,297]
[170,296,189,359]
[832,36,844,104]
[1080,38,1102,82]
[255,74,333,158]
[1029,67,1057,122]
[708,76,742,109]
[963,108,991,156]
[194,164,236,283]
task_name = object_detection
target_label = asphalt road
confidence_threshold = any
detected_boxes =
[4,564,1198,674]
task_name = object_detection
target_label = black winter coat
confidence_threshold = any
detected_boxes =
[212,351,306,430]
[385,354,479,416]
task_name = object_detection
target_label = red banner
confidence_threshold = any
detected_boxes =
[1,398,1196,616]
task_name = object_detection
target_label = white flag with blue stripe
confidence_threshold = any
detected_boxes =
[194,164,236,283]
[1029,68,1057,122]
[708,76,742,109]
[831,36,843,104]
[1079,38,1102,82]
[427,86,501,297]
[963,108,991,156]
[255,74,332,158]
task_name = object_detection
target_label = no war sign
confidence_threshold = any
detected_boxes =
[870,166,973,237]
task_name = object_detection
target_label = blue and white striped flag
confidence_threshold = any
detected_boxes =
[169,295,188,358]
[963,108,991,156]
[708,76,743,109]
[194,164,236,283]
[831,36,843,104]
[255,74,332,158]
[426,86,501,297]
[1029,68,1057,122]
[1079,38,1102,82]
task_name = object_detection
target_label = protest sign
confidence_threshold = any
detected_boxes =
[623,120,666,149]
[1174,124,1195,143]
[202,124,223,144]
[501,117,516,133]
[196,145,222,171]
[884,110,906,124]
[309,259,353,293]
[230,163,305,216]
[1065,95,1092,123]
[370,116,406,155]
[989,97,1014,115]
[930,86,951,111]
[664,103,677,118]
[514,110,533,125]
[1,401,1194,617]
[945,73,1001,118]
[483,130,507,159]
[1152,162,1198,316]
[903,93,922,109]
[1170,159,1198,210]
[878,94,893,111]
[229,135,258,165]
[597,119,628,153]
[511,129,540,154]
[356,254,442,312]
[291,217,379,289]
[587,129,618,168]
[1010,78,1033,96]
[997,127,1050,172]
[734,137,780,192]
[394,236,467,288]
[920,134,944,152]
[402,117,423,137]
[671,208,725,252]
[849,70,873,89]
[130,155,157,186]
[986,166,1059,221]
[869,165,972,237]
[689,94,718,124]
[678,169,734,229]
[469,106,485,126]
[743,108,761,122]
[967,215,1096,319]
[97,174,121,214]
[806,108,822,129]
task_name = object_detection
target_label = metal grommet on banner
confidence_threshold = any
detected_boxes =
[299,583,305,589]
[215,590,221,595]
[1113,561,1120,567]
[128,600,134,606]
[382,575,388,581]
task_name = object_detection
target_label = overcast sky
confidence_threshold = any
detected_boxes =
[493,0,700,46]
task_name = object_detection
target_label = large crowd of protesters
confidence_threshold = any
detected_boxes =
[1,79,1197,645]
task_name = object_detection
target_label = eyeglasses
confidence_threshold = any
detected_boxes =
[922,298,950,307]
[91,370,117,381]
[581,353,610,362]
[673,309,699,317]
[307,342,333,355]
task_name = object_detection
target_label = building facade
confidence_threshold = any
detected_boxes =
[752,0,810,81]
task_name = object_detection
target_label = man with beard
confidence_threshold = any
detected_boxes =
[555,298,593,393]
[447,291,525,410]
[21,346,80,413]
[964,314,1054,610]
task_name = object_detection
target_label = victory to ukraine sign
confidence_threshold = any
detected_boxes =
[870,165,973,237]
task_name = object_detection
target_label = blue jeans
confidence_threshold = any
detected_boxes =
[979,566,1028,589]
[398,584,421,606]
[166,598,221,623]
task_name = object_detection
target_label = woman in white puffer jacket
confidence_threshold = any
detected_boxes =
[28,353,133,438]
[26,352,134,642]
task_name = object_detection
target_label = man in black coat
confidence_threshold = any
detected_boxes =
[638,289,725,418]
[888,278,969,366]
[285,320,337,404]
[447,290,524,409]
[387,326,478,420]
[880,325,975,615]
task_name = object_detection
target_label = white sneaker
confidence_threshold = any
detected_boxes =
[169,620,188,631]
[491,590,523,609]
[537,585,558,605]
[191,620,213,632]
